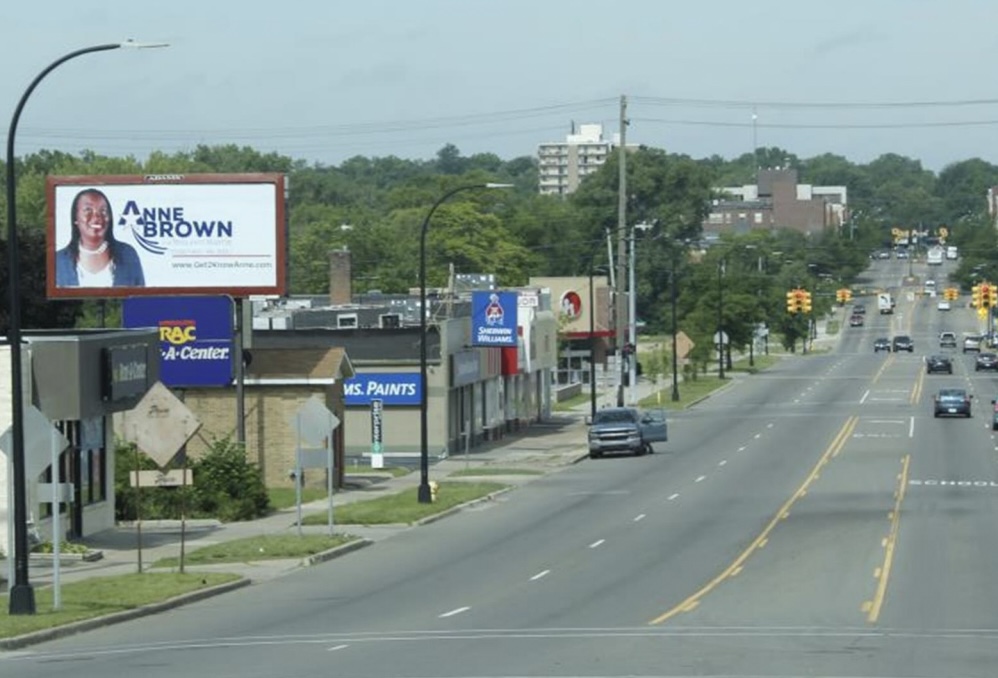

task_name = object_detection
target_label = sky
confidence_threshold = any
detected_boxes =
[6,0,998,172]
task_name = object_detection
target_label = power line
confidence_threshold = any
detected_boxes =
[633,95,998,110]
[634,117,998,130]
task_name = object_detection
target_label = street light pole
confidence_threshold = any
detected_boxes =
[670,267,680,402]
[717,258,726,380]
[5,40,167,616]
[588,263,604,420]
[418,183,511,504]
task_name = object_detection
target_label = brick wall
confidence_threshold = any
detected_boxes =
[183,386,337,489]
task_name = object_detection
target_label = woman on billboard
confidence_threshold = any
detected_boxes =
[55,188,145,287]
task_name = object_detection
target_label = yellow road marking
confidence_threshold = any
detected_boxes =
[649,416,858,625]
[867,454,911,624]
[911,366,924,404]
[872,354,894,384]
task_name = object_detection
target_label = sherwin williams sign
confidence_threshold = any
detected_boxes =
[46,173,286,299]
[344,373,422,406]
[471,291,518,347]
[122,295,234,388]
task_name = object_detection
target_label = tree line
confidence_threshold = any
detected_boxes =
[2,141,998,362]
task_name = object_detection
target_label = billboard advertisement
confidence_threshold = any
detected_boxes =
[344,373,422,406]
[46,173,286,299]
[471,291,518,347]
[122,295,234,388]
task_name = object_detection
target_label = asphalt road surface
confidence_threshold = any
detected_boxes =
[6,256,998,678]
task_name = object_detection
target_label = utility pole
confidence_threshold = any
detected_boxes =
[615,94,628,407]
[628,225,637,405]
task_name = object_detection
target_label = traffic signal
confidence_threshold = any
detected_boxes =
[982,283,992,309]
[836,289,845,305]
[973,284,982,308]
[801,291,813,314]
[786,290,799,314]
[990,285,998,309]
[944,287,959,301]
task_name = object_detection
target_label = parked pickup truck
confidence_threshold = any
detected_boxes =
[586,406,668,458]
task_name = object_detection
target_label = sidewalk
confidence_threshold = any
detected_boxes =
[5,413,592,589]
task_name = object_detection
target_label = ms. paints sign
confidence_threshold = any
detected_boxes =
[345,373,422,406]
[471,291,518,347]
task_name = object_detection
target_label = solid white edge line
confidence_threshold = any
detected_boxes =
[327,644,349,652]
[634,514,646,522]
[439,606,471,618]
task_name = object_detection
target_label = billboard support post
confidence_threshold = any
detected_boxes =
[235,298,245,446]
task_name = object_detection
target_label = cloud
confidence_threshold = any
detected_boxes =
[811,28,886,58]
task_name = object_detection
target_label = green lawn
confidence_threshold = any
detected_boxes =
[153,533,357,568]
[267,487,329,510]
[730,354,778,373]
[553,392,590,411]
[448,467,543,477]
[0,572,239,639]
[638,375,729,409]
[302,481,508,525]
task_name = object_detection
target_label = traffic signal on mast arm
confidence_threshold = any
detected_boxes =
[981,283,992,309]
[989,285,998,308]
[972,284,983,308]
[801,290,813,314]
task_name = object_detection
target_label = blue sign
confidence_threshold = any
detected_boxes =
[344,373,422,406]
[471,291,518,347]
[122,296,234,388]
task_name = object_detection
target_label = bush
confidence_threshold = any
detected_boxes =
[114,436,270,523]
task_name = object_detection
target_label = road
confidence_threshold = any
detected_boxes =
[6,255,998,677]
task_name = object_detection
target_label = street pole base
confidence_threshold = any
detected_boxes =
[671,388,680,402]
[417,483,433,504]
[8,583,36,615]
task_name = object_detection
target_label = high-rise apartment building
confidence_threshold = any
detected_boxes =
[538,123,614,196]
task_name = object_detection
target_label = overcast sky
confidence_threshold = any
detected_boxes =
[6,0,998,172]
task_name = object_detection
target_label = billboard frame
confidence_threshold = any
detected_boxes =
[46,173,287,299]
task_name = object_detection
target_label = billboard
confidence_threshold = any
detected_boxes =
[471,291,518,347]
[122,296,234,388]
[46,173,286,298]
[344,373,421,406]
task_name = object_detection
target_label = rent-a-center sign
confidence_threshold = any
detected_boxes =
[46,173,286,299]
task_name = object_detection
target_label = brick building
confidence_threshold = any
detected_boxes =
[704,169,848,237]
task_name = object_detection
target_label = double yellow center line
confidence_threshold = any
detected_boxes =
[649,416,858,625]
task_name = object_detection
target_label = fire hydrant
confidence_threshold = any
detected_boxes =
[429,481,439,503]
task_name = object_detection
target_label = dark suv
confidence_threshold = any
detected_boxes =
[926,355,953,374]
[976,353,998,371]
[874,337,891,353]
[892,335,914,352]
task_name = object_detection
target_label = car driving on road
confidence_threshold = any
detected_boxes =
[939,331,957,348]
[976,353,998,371]
[934,388,973,418]
[963,335,982,353]
[892,335,914,352]
[874,337,891,353]
[926,355,953,374]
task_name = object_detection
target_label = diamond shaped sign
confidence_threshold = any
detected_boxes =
[288,396,340,448]
[121,381,202,468]
[0,404,70,480]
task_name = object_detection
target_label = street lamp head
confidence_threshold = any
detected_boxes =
[484,182,514,189]
[120,39,171,49]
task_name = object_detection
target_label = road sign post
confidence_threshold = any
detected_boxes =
[371,399,384,469]
[290,397,341,537]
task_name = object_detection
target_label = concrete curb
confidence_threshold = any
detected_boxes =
[301,537,373,566]
[0,577,250,651]
[414,487,515,526]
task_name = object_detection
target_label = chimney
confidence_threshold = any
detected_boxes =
[328,247,352,305]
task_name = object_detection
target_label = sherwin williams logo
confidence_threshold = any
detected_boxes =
[118,200,235,256]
